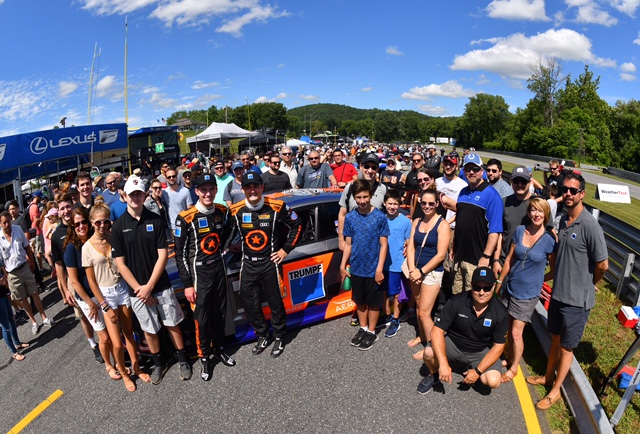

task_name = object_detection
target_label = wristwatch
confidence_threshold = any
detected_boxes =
[481,253,491,260]
[474,366,483,376]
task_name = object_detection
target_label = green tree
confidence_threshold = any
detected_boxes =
[374,111,401,142]
[527,57,563,127]
[609,99,640,170]
[459,93,511,148]
[400,116,421,141]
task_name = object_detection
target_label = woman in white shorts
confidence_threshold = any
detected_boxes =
[64,208,119,381]
[83,203,151,392]
[406,189,450,360]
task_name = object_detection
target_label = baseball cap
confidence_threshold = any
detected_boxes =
[194,173,216,188]
[69,186,79,195]
[426,144,436,150]
[46,208,59,218]
[132,168,142,176]
[463,153,483,168]
[241,171,263,187]
[511,166,531,181]
[443,155,458,165]
[232,161,244,171]
[403,152,411,157]
[472,266,495,286]
[361,153,379,166]
[124,176,145,195]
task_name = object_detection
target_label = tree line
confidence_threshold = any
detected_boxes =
[166,60,640,172]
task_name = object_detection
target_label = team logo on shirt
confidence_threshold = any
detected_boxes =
[483,319,492,327]
[242,213,252,224]
[198,217,208,229]
[200,233,221,255]
[245,230,268,251]
[146,224,154,232]
[571,233,577,239]
[174,227,181,237]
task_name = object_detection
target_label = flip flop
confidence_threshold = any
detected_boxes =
[16,343,30,349]
[106,367,122,380]
[12,353,25,361]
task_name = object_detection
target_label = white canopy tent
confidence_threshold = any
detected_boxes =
[285,138,309,147]
[187,122,257,154]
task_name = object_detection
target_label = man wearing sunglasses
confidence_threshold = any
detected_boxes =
[527,173,608,410]
[262,155,292,193]
[211,160,233,206]
[440,153,503,295]
[162,168,193,236]
[279,147,298,188]
[417,266,507,395]
[485,159,513,199]
[296,150,337,189]
[102,174,121,207]
[330,149,358,188]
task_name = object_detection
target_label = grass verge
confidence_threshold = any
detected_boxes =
[523,281,640,433]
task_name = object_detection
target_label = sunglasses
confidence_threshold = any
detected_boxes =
[550,166,559,170]
[166,175,177,179]
[74,219,89,228]
[271,161,281,165]
[151,186,162,190]
[464,166,482,173]
[183,174,191,178]
[412,159,422,163]
[241,158,249,161]
[420,201,436,207]
[417,177,431,183]
[387,161,396,165]
[487,169,500,173]
[93,219,111,226]
[512,178,528,185]
[106,181,115,185]
[472,284,493,293]
[363,164,377,170]
[214,166,225,170]
[561,186,582,195]
[309,157,320,161]
[281,152,292,156]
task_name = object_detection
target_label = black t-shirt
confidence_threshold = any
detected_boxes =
[51,223,69,264]
[262,171,292,193]
[111,208,171,295]
[435,291,508,353]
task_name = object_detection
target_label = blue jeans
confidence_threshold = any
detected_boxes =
[0,295,21,354]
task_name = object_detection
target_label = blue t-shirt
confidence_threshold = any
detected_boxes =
[110,200,128,222]
[384,214,411,272]
[63,243,93,300]
[506,225,556,300]
[344,208,390,277]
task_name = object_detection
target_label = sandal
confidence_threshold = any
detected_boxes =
[106,367,122,380]
[122,375,136,392]
[12,352,25,361]
[16,343,30,349]
[134,368,152,383]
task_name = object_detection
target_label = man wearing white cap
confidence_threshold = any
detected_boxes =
[112,175,192,384]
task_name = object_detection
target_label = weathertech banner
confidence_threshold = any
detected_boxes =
[0,123,127,174]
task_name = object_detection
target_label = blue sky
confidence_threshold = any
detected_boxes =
[1,0,639,136]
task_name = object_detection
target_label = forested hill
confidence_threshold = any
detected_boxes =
[287,103,447,122]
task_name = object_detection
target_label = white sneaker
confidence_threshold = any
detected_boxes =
[32,323,41,335]
[42,317,55,327]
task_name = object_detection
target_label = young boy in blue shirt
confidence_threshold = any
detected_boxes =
[382,190,412,337]
[341,180,390,351]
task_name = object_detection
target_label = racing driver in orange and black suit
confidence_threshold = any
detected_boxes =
[174,173,235,381]
[229,171,301,358]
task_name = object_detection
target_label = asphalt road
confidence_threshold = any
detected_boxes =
[0,285,544,434]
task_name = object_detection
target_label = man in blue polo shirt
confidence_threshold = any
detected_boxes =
[441,153,503,294]
[417,266,507,395]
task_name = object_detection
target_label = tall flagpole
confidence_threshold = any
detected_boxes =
[124,16,130,174]
[88,42,98,124]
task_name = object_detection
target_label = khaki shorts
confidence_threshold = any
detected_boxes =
[452,260,477,295]
[8,263,38,301]
[131,288,184,334]
[421,270,444,286]
[30,235,44,256]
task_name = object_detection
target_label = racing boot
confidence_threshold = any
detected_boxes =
[200,357,213,381]
[213,347,236,367]
[252,334,273,355]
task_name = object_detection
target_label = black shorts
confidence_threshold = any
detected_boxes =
[351,275,385,307]
[547,298,590,350]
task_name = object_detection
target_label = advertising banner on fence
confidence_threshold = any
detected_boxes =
[0,123,128,179]
[596,183,632,204]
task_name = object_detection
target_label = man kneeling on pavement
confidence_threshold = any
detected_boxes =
[417,266,508,394]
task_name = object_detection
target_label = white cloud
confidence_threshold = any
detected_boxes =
[139,86,178,108]
[386,46,404,56]
[565,0,618,26]
[191,81,220,90]
[254,96,270,103]
[418,104,448,115]
[80,0,289,37]
[634,31,640,45]
[300,94,319,101]
[610,0,640,16]
[451,28,615,79]
[168,72,187,81]
[175,93,223,110]
[477,74,491,85]
[486,0,549,21]
[621,62,636,72]
[401,80,476,100]
[278,63,285,68]
[361,87,373,92]
[0,80,53,123]
[95,75,117,98]
[620,72,636,81]
[275,92,287,99]
[58,81,78,98]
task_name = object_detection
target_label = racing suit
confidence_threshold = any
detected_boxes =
[229,197,301,339]
[174,202,231,358]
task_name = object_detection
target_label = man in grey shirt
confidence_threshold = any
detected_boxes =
[162,168,193,233]
[296,150,337,188]
[486,159,513,199]
[526,172,608,411]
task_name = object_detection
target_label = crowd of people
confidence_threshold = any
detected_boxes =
[0,144,608,410]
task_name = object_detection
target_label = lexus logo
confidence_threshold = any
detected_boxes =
[30,137,48,155]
